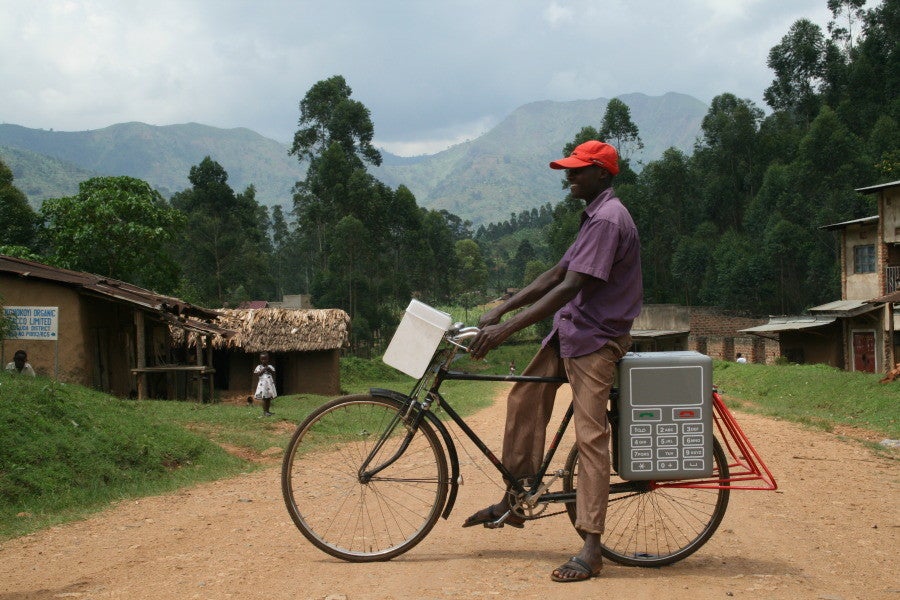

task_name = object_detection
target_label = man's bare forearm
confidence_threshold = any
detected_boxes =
[482,265,566,324]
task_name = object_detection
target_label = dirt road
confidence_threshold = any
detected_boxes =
[0,386,897,600]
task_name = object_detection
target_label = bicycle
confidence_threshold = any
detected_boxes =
[281,322,777,566]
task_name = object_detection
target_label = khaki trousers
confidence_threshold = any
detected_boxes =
[501,335,630,534]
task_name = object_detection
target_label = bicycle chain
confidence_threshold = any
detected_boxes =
[516,507,569,521]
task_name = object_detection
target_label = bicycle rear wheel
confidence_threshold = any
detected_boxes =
[282,394,448,562]
[562,438,730,567]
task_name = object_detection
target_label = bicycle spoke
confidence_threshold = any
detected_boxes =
[564,438,730,566]
[282,395,448,561]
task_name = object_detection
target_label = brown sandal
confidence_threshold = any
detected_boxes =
[550,556,602,582]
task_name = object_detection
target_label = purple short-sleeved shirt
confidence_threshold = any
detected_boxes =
[543,187,643,358]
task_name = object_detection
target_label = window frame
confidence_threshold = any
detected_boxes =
[852,244,876,274]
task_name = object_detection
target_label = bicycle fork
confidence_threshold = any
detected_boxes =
[357,401,425,483]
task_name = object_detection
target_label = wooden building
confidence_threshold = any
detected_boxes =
[0,254,229,400]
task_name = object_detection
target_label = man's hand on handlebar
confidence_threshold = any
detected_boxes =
[477,306,504,329]
[468,323,512,360]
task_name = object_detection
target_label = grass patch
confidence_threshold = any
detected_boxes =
[0,374,247,539]
[140,394,331,453]
[0,345,532,541]
[713,361,898,439]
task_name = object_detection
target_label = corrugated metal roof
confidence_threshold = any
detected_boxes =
[0,254,223,326]
[808,300,879,316]
[820,215,879,230]
[631,329,690,339]
[740,316,836,334]
[870,290,900,304]
[855,180,900,194]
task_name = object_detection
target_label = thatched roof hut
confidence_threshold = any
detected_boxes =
[176,307,351,398]
[211,308,350,352]
[174,308,350,351]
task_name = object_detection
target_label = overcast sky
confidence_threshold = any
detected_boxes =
[2,0,839,156]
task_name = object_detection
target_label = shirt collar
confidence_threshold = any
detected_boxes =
[581,187,616,221]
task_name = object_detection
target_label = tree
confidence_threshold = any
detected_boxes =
[454,239,488,293]
[869,116,900,180]
[509,239,537,285]
[270,205,296,299]
[827,0,868,52]
[669,222,717,307]
[329,215,371,320]
[171,157,273,305]
[693,93,765,230]
[599,98,644,163]
[835,0,900,135]
[289,75,381,168]
[454,238,488,319]
[40,176,183,291]
[0,159,39,250]
[630,148,700,303]
[704,230,769,311]
[764,19,827,124]
[417,209,459,303]
[795,105,873,226]
[546,197,582,259]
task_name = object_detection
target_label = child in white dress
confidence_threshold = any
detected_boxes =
[253,352,277,416]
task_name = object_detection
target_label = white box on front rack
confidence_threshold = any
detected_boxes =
[382,300,453,379]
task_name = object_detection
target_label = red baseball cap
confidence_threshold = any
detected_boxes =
[549,140,619,175]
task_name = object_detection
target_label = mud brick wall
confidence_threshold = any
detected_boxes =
[686,308,774,364]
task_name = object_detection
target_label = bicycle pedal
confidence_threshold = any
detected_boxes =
[483,521,504,529]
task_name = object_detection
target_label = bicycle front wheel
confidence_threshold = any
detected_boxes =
[562,438,730,567]
[281,394,448,562]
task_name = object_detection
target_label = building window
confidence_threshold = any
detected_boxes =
[853,245,876,273]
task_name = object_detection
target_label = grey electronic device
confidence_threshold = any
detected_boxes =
[617,351,714,481]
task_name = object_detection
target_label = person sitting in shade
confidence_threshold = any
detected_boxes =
[5,349,36,376]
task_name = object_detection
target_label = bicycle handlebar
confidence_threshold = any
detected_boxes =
[445,325,479,352]
[449,326,479,340]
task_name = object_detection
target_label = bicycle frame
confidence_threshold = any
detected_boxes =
[360,333,777,525]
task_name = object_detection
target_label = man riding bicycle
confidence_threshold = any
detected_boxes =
[466,140,643,582]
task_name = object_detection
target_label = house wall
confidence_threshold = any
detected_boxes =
[880,186,900,244]
[631,334,689,353]
[80,297,140,397]
[287,350,341,396]
[1,274,175,396]
[633,304,690,331]
[780,322,844,367]
[842,221,881,300]
[843,312,885,372]
[685,307,773,363]
[875,185,899,370]
[688,308,767,337]
[1,274,91,383]
[224,349,341,398]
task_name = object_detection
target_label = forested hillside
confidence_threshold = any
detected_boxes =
[0,123,303,209]
[0,93,704,224]
[369,92,707,224]
[0,145,98,206]
[1,0,897,355]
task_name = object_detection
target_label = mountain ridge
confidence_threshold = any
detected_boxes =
[0,92,707,225]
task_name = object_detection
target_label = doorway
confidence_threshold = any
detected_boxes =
[852,331,877,373]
